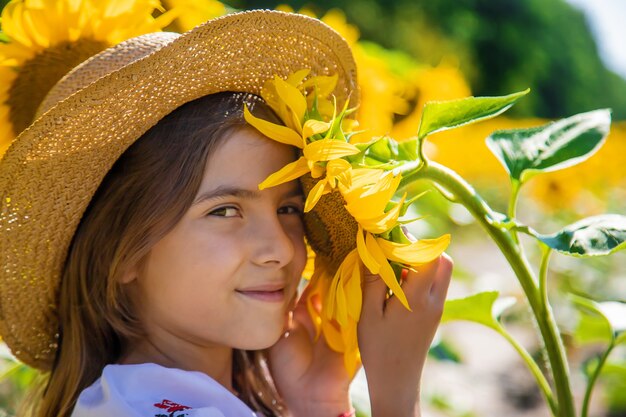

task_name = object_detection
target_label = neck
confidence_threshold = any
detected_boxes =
[119,333,235,394]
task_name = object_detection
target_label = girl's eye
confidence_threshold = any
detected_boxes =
[207,206,240,217]
[278,204,303,215]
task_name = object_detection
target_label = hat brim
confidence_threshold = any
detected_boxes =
[0,9,358,369]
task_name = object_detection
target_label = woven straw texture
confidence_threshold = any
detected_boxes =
[0,9,358,370]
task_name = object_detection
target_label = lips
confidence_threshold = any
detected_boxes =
[236,283,286,303]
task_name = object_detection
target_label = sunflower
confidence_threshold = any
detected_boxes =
[162,0,226,33]
[246,72,451,376]
[0,0,178,156]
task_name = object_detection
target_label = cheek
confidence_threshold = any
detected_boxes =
[143,226,244,290]
[287,223,307,274]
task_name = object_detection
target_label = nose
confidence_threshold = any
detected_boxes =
[249,213,296,267]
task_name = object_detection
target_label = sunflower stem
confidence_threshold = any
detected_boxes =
[508,179,522,244]
[405,160,575,416]
[581,343,615,417]
[495,324,557,414]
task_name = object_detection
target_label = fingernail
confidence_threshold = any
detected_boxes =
[401,225,417,242]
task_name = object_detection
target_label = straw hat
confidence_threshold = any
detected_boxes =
[0,9,358,370]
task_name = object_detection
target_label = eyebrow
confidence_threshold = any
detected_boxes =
[192,185,303,206]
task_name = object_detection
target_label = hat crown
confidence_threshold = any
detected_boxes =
[37,32,180,117]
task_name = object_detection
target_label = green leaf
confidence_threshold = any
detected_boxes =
[598,301,626,344]
[397,137,418,160]
[362,136,419,163]
[486,109,611,182]
[428,339,463,363]
[441,291,515,330]
[519,215,626,257]
[417,89,529,139]
[572,295,626,345]
[571,295,613,344]
[602,362,626,412]
[0,32,8,43]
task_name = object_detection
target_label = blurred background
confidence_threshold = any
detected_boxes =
[0,0,624,416]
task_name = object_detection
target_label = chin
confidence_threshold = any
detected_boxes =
[235,326,284,350]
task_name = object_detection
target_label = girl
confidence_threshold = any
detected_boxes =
[0,9,452,417]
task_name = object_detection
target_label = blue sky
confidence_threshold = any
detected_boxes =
[566,0,626,79]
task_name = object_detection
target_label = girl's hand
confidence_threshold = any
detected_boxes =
[358,254,453,417]
[268,286,354,417]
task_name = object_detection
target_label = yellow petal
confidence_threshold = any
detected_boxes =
[302,119,330,139]
[321,316,345,352]
[357,193,406,234]
[344,251,362,320]
[301,73,338,98]
[303,139,360,162]
[356,226,380,274]
[286,68,310,86]
[335,270,348,326]
[377,234,451,266]
[326,158,351,187]
[244,105,303,148]
[362,171,401,200]
[326,158,351,176]
[324,267,340,321]
[366,232,411,311]
[304,179,329,212]
[310,163,325,179]
[3,2,34,48]
[344,173,401,220]
[259,157,310,189]
[341,318,361,377]
[274,75,307,125]
[338,168,384,198]
[306,265,329,340]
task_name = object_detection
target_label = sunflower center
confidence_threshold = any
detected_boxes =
[7,39,108,137]
[302,174,359,273]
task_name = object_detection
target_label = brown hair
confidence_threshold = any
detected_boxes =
[25,92,288,417]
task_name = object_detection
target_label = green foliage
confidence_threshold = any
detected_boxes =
[442,291,515,330]
[521,215,626,257]
[486,110,611,183]
[428,339,463,363]
[418,90,529,139]
[573,295,626,344]
[359,136,418,163]
[601,362,626,413]
[237,0,626,120]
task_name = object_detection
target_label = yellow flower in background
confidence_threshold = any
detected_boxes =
[0,0,178,156]
[162,0,225,32]
[276,5,410,144]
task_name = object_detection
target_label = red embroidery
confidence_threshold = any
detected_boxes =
[154,399,192,413]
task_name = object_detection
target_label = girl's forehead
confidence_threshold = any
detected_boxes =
[198,128,299,196]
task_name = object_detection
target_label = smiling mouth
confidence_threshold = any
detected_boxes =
[236,289,285,303]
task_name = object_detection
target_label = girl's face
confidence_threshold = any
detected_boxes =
[128,127,307,352]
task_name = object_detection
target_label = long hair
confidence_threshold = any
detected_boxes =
[25,92,289,417]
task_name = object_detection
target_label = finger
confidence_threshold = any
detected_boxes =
[360,265,388,319]
[430,253,453,301]
[384,257,441,313]
[406,256,442,292]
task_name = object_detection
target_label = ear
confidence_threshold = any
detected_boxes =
[120,265,139,284]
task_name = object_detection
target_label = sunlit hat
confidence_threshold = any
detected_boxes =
[0,9,358,370]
